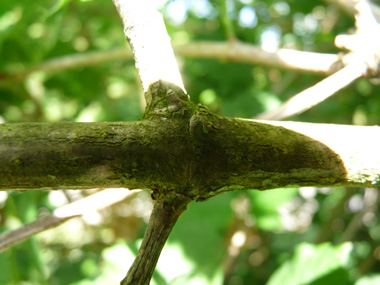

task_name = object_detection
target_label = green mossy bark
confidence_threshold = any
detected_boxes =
[0,80,378,197]
[0,88,377,197]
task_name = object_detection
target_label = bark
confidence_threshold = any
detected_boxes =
[112,0,186,95]
[1,103,379,197]
[120,197,190,285]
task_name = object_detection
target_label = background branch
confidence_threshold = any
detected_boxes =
[254,62,365,120]
[1,42,341,84]
[256,0,380,120]
[323,0,380,22]
[175,41,340,74]
[0,189,140,252]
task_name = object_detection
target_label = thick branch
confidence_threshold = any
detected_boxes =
[0,120,192,192]
[1,115,379,195]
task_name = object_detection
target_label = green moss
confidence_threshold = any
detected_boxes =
[0,81,376,199]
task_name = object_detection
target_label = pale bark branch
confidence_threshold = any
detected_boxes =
[0,188,140,252]
[5,48,132,82]
[254,62,365,120]
[256,0,380,120]
[335,0,380,77]
[1,42,341,84]
[175,41,340,74]
[112,0,186,101]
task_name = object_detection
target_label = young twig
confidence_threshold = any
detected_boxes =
[120,197,191,285]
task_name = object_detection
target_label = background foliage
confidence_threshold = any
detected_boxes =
[1,0,380,284]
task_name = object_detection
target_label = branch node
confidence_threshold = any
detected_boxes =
[143,80,191,118]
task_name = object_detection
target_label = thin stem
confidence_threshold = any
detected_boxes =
[121,197,191,285]
[220,0,236,41]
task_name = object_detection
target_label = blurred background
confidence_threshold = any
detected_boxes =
[0,0,380,284]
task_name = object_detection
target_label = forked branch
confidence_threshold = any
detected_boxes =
[111,1,193,284]
[256,0,380,120]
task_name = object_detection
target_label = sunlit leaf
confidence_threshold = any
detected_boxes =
[267,242,353,285]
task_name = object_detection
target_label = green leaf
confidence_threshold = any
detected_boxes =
[267,242,353,285]
[248,188,298,231]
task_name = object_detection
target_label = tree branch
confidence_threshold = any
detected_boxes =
[254,62,365,120]
[175,41,341,74]
[1,119,379,193]
[0,120,192,191]
[120,197,191,285]
[2,48,132,83]
[256,0,380,120]
[112,0,186,103]
[253,119,380,187]
[0,188,140,252]
[323,0,380,23]
[0,42,341,85]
